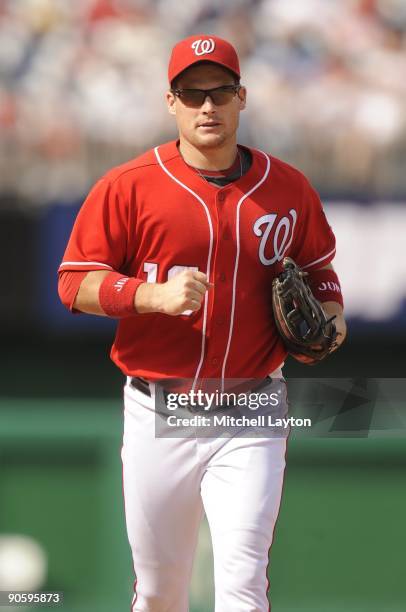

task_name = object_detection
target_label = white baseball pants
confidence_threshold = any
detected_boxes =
[121,379,287,612]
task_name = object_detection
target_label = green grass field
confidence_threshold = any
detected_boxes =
[1,398,405,611]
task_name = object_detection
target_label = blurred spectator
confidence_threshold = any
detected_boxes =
[0,0,405,205]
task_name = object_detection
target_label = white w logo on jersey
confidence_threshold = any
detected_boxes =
[253,209,297,266]
[191,38,215,56]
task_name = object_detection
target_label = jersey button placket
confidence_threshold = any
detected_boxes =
[201,190,233,377]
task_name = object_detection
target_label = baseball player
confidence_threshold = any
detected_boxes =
[58,35,346,611]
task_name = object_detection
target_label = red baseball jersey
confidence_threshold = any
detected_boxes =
[59,140,336,382]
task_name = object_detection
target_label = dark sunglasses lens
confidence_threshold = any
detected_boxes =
[211,89,236,105]
[179,91,206,107]
[178,88,237,107]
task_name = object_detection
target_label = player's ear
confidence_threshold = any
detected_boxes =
[238,86,247,111]
[166,90,177,115]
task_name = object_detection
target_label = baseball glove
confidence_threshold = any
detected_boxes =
[272,257,338,364]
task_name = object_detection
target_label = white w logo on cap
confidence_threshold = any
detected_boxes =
[191,38,215,56]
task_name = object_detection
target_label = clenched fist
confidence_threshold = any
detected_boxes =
[135,270,212,316]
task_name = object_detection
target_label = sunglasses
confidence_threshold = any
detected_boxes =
[171,84,241,108]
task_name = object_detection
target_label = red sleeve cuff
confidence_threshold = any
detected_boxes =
[58,270,88,313]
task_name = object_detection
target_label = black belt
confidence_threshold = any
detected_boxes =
[130,377,151,396]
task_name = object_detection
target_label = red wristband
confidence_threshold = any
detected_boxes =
[99,272,143,318]
[307,269,344,307]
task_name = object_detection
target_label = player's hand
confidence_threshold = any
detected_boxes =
[135,270,213,316]
[157,270,212,315]
[322,301,347,351]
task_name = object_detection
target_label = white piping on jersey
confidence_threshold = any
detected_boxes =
[302,247,336,270]
[154,145,214,391]
[221,150,271,389]
[59,261,113,269]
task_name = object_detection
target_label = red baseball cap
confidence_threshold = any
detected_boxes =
[168,34,241,84]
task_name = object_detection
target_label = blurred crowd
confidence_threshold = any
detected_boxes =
[0,0,406,204]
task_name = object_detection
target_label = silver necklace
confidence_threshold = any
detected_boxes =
[193,149,243,183]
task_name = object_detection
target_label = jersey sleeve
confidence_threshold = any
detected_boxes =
[288,178,336,271]
[57,270,88,312]
[58,176,130,273]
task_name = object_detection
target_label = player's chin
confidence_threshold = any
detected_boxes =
[194,132,227,148]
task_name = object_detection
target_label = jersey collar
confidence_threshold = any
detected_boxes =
[156,140,270,197]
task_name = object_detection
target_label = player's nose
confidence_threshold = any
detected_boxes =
[201,94,216,111]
